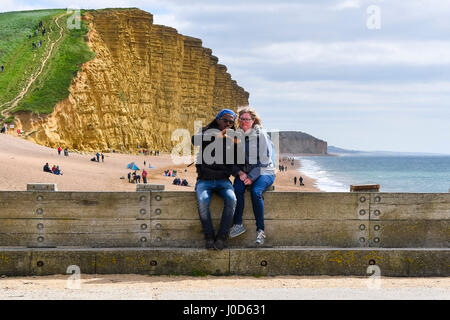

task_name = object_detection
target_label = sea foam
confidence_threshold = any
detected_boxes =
[298,157,348,192]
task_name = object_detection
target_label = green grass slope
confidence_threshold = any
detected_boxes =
[0,9,95,119]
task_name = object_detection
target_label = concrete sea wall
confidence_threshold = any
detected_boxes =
[0,189,448,276]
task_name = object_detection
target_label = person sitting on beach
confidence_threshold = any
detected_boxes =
[54,166,62,175]
[43,163,51,173]
[229,107,276,246]
[172,177,181,185]
[181,179,189,186]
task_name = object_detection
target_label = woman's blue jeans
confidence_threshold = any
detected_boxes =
[233,174,275,231]
[195,179,237,240]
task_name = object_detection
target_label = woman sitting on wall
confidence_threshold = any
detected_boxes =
[229,107,276,245]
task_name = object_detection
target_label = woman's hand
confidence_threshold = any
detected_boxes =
[239,171,247,182]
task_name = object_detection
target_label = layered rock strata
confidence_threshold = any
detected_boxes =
[275,131,328,155]
[15,9,249,152]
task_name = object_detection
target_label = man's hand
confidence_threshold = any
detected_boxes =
[239,171,247,182]
[215,129,228,138]
[244,177,253,185]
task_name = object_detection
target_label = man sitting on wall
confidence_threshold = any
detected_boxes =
[191,109,237,250]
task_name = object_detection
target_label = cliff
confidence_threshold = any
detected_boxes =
[14,9,249,152]
[274,131,327,155]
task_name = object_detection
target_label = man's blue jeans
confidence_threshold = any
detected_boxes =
[195,179,237,240]
[233,174,275,231]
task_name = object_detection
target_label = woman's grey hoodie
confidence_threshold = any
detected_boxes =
[232,125,276,181]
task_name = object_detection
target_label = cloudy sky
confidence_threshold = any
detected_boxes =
[2,0,450,154]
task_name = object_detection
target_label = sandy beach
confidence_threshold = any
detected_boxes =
[0,133,320,192]
[0,274,448,300]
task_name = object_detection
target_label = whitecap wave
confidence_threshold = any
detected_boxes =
[297,157,348,192]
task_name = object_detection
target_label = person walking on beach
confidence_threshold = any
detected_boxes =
[299,176,304,186]
[294,176,297,185]
[229,107,276,245]
[101,153,104,162]
[96,152,100,162]
[192,109,237,250]
[142,169,148,184]
[128,172,131,183]
[57,146,62,155]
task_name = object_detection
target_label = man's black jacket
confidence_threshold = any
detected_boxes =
[191,120,235,181]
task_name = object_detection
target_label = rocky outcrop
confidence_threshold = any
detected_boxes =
[15,9,249,152]
[274,131,327,155]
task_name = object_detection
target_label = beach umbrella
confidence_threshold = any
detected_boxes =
[126,162,140,170]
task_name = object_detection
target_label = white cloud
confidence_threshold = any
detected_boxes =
[222,41,450,67]
[331,0,361,10]
[153,13,191,30]
[247,78,450,111]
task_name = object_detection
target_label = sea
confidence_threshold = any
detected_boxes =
[297,155,450,193]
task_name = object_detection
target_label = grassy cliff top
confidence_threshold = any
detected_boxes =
[0,9,95,119]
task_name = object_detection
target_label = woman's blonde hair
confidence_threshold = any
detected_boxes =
[237,106,262,128]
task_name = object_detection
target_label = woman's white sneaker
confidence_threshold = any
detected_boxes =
[256,230,266,245]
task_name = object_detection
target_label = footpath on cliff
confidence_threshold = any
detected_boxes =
[0,133,319,192]
[0,13,68,118]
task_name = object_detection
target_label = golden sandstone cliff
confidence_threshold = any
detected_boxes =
[15,9,249,152]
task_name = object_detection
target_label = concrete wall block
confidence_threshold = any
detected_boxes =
[150,191,367,220]
[149,219,371,248]
[26,184,58,191]
[229,248,450,277]
[229,249,370,276]
[0,250,31,276]
[30,249,96,276]
[1,192,151,219]
[368,220,449,248]
[95,248,229,275]
[369,193,450,220]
